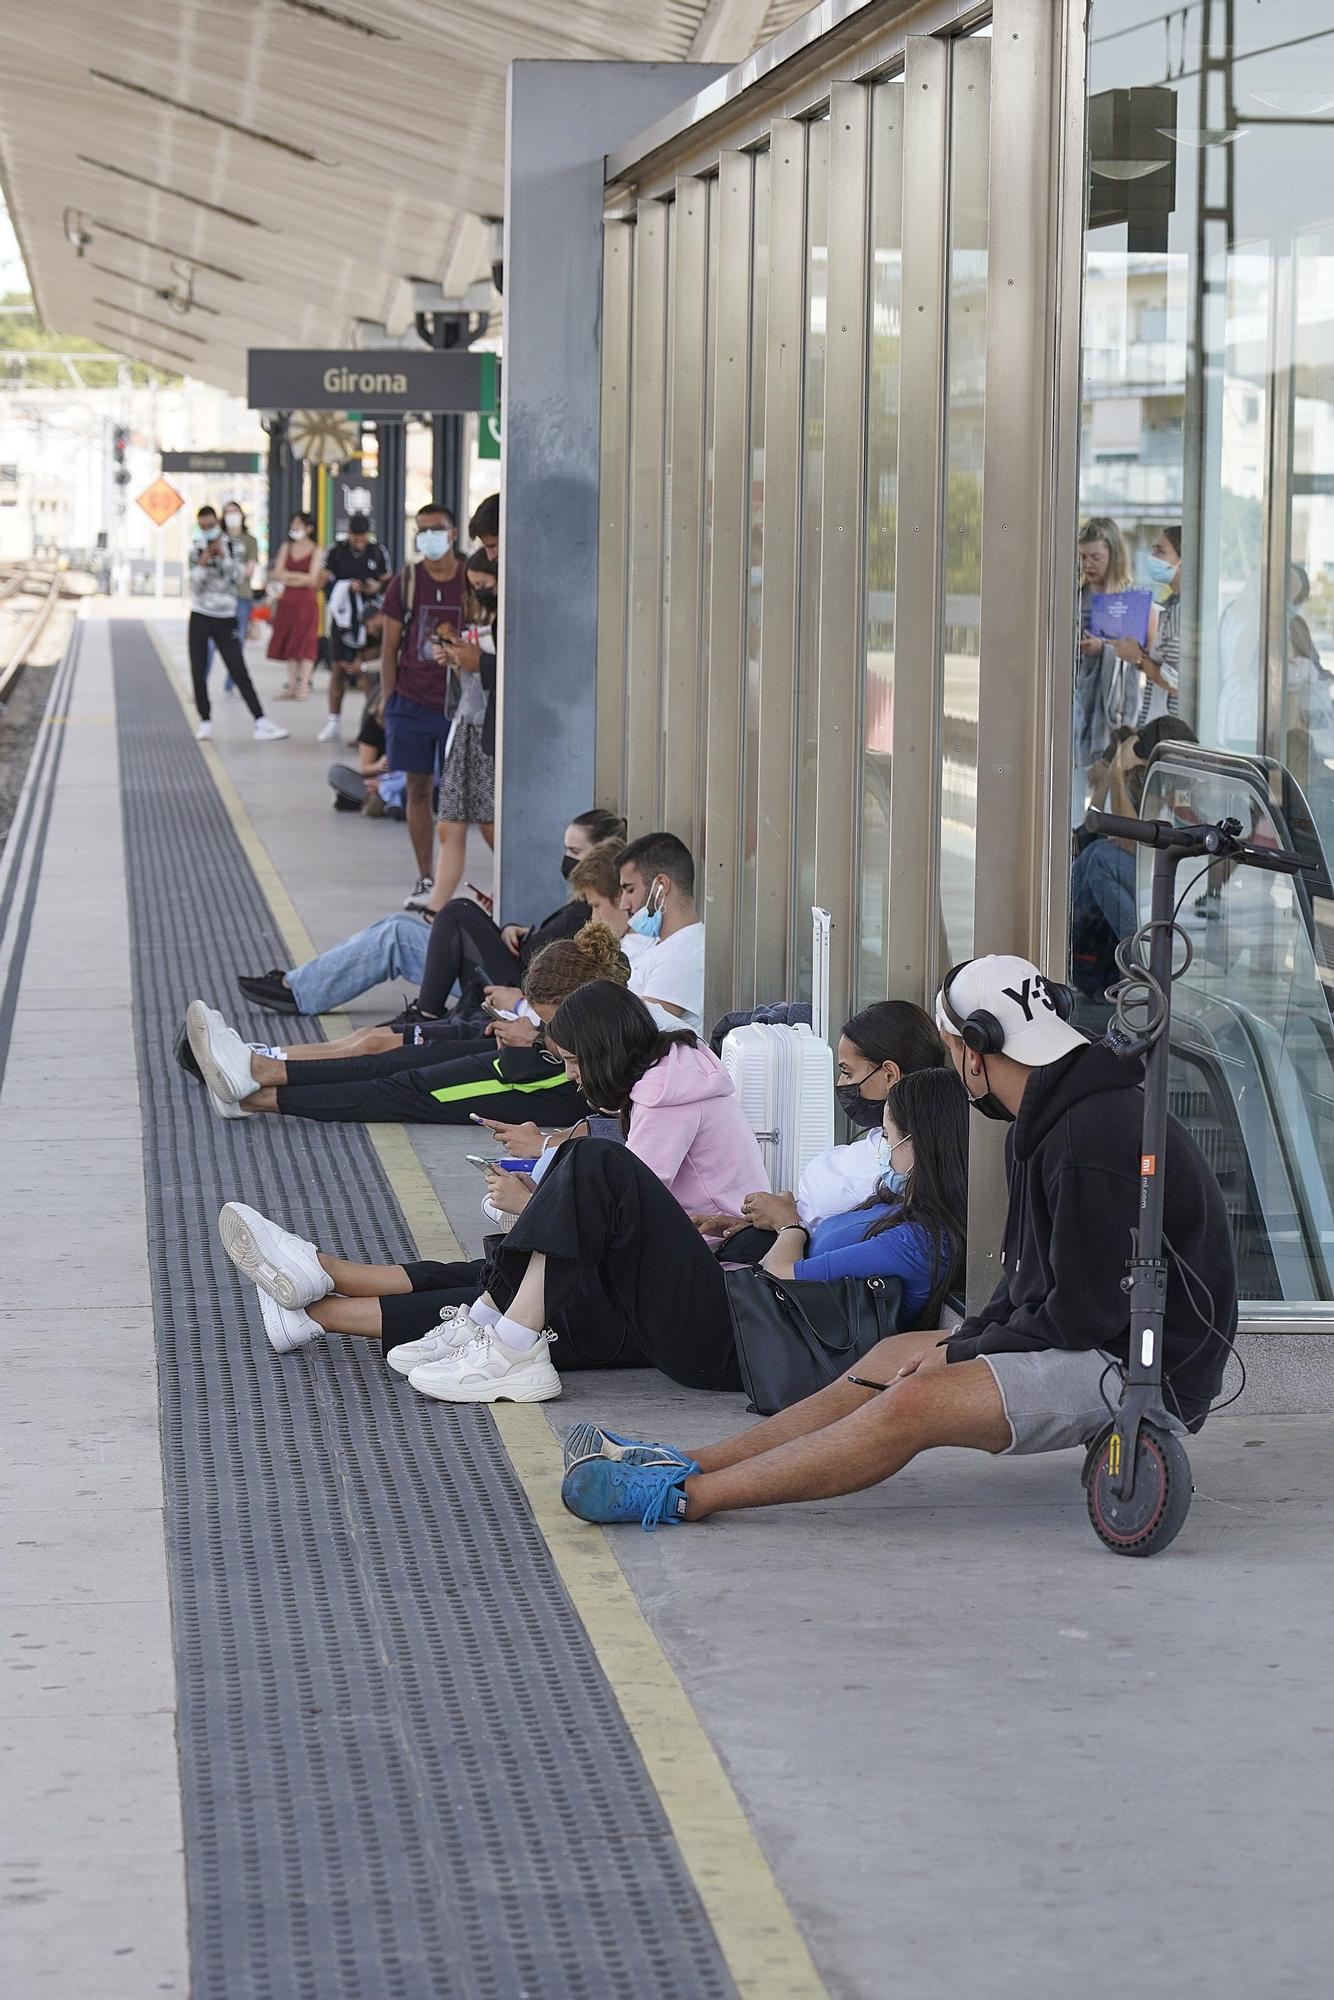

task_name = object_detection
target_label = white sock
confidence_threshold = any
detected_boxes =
[493,1311,542,1352]
[468,1297,501,1327]
[248,1043,284,1059]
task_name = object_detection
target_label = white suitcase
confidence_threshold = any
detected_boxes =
[720,911,835,1191]
[721,1022,834,1191]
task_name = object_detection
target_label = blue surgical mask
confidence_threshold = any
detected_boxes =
[884,1167,909,1196]
[416,528,450,560]
[1145,554,1177,587]
[627,881,665,940]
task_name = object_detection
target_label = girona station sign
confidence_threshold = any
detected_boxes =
[247,349,496,414]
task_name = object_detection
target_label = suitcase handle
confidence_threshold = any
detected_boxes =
[811,907,832,1044]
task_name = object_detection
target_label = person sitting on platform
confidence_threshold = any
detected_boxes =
[554,954,1238,1533]
[222,808,624,1021]
[188,922,631,1129]
[216,1057,963,1423]
[614,831,706,1033]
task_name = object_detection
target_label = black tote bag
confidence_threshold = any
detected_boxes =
[724,1269,903,1416]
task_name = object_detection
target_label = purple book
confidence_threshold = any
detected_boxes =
[1089,589,1153,647]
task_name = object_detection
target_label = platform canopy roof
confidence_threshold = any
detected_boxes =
[0,0,806,391]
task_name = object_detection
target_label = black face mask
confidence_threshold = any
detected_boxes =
[560,853,578,880]
[474,589,497,608]
[965,1056,1015,1123]
[836,1081,885,1130]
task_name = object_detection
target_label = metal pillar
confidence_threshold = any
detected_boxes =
[377,419,408,573]
[423,315,468,523]
[265,414,290,563]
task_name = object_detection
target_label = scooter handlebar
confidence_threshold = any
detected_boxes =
[1083,808,1307,875]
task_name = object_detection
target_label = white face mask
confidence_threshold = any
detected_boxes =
[224,512,242,531]
[289,524,308,542]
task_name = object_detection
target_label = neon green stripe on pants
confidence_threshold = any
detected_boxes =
[428,1062,572,1106]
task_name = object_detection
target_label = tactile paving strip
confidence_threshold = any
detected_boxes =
[113,625,736,2000]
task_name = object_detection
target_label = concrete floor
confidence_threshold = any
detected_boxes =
[6,608,1333,2000]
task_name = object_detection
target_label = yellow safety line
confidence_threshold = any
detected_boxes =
[143,614,826,1998]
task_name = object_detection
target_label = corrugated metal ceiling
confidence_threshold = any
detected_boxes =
[0,0,797,389]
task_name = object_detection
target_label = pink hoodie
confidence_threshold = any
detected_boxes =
[627,1041,770,1215]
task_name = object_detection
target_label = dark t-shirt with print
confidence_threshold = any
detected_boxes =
[325,539,390,594]
[381,561,469,710]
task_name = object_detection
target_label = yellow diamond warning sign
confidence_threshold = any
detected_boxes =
[135,476,186,527]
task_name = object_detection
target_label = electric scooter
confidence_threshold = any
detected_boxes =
[1077,806,1306,1556]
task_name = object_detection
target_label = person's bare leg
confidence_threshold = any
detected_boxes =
[687,1330,947,1473]
[405,773,434,877]
[309,1296,384,1340]
[426,821,468,912]
[281,1025,401,1066]
[295,658,314,700]
[316,1252,413,1297]
[490,1252,545,1329]
[328,661,346,718]
[683,1359,1010,1518]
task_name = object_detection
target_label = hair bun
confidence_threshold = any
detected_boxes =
[576,920,632,984]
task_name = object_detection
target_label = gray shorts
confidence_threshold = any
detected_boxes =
[979,1346,1176,1456]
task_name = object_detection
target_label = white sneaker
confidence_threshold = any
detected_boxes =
[256,1288,320,1354]
[195,719,213,741]
[408,1325,561,1404]
[186,999,258,1104]
[208,1086,248,1120]
[218,1200,333,1310]
[253,716,289,741]
[385,1306,476,1376]
[317,715,340,742]
[403,876,434,910]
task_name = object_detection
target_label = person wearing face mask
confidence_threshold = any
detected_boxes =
[206,501,260,697]
[267,511,325,701]
[1109,525,1181,729]
[558,954,1235,1536]
[695,1001,948,1259]
[377,501,468,907]
[187,506,288,744]
[615,832,706,1033]
[318,511,390,743]
[204,808,624,1025]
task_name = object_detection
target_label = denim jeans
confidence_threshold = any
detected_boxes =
[287,913,430,1014]
[1070,837,1137,943]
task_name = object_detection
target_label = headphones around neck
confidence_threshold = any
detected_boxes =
[940,959,1076,1055]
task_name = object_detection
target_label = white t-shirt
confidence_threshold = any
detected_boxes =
[796,1130,887,1228]
[628,920,705,1034]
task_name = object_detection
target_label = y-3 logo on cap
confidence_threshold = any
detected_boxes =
[1001,976,1056,1021]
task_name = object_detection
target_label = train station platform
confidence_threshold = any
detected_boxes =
[4,607,1334,2000]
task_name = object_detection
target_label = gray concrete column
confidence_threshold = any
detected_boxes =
[497,60,727,919]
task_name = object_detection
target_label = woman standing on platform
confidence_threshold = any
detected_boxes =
[267,510,324,701]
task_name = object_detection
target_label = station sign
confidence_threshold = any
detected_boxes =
[247,349,497,415]
[160,451,264,475]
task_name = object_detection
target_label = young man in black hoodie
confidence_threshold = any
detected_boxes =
[560,953,1238,1529]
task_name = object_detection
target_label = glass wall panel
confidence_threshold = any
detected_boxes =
[940,57,989,966]
[738,151,770,1003]
[658,199,677,813]
[859,82,904,1005]
[1076,1,1334,1311]
[793,115,830,1000]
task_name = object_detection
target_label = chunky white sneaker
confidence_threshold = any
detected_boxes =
[317,715,340,742]
[385,1307,476,1376]
[408,1325,561,1404]
[257,1288,320,1354]
[403,875,434,910]
[253,716,289,741]
[218,1201,333,1310]
[195,719,213,741]
[187,1000,258,1104]
[208,1086,248,1120]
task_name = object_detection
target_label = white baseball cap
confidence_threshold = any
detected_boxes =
[935,954,1087,1066]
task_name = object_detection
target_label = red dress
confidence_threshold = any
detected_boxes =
[267,544,321,660]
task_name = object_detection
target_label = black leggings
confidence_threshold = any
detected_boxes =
[481,1139,740,1392]
[381,1255,649,1372]
[188,612,264,721]
[418,900,519,1016]
[275,1044,585,1127]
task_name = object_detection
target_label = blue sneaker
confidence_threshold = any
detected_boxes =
[561,1455,700,1531]
[561,1420,690,1474]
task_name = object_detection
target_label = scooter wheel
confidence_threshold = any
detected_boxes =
[1084,1423,1193,1556]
